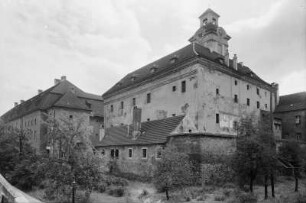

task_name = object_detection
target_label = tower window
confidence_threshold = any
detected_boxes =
[216,114,219,124]
[181,81,186,93]
[147,93,151,103]
[234,95,238,103]
[247,98,250,106]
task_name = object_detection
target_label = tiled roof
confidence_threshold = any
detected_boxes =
[1,80,104,122]
[102,43,270,98]
[275,92,306,113]
[96,115,185,147]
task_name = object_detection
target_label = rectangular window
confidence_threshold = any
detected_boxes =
[247,84,250,90]
[132,98,136,106]
[172,86,176,92]
[235,80,238,85]
[181,81,186,93]
[257,101,260,109]
[147,93,151,103]
[128,148,133,158]
[156,148,162,159]
[247,98,250,106]
[110,149,115,158]
[265,104,268,109]
[234,94,238,103]
[257,88,260,95]
[115,149,119,158]
[142,148,147,159]
[296,133,301,140]
[216,88,219,95]
[296,116,301,124]
[110,105,114,112]
[216,113,219,124]
[120,101,124,109]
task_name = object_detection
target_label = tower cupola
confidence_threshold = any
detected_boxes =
[189,8,231,56]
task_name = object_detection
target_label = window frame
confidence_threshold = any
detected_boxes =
[141,147,148,159]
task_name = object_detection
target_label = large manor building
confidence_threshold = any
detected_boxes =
[1,76,104,154]
[96,9,279,176]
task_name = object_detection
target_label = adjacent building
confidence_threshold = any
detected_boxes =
[1,76,104,154]
[274,92,306,142]
[96,9,279,175]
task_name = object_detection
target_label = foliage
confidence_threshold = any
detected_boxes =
[107,186,125,197]
[154,146,193,199]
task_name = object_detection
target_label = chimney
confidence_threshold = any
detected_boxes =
[225,50,229,67]
[38,89,43,94]
[14,102,18,107]
[233,54,238,70]
[54,79,60,85]
[20,100,25,103]
[132,107,142,139]
[61,76,66,81]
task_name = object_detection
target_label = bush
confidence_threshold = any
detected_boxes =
[214,195,226,201]
[107,186,125,197]
[138,189,149,199]
[95,182,107,193]
[102,175,128,187]
[235,192,257,203]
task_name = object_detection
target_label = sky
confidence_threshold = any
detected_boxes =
[0,0,305,115]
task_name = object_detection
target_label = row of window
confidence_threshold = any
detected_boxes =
[234,80,268,97]
[233,94,267,109]
[110,80,187,113]
[24,118,37,127]
[102,147,162,159]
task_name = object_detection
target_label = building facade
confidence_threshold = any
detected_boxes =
[97,9,279,175]
[1,76,104,154]
[274,92,306,142]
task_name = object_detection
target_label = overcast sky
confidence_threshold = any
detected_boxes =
[0,0,305,115]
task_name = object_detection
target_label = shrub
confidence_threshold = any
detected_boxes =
[214,195,226,201]
[236,192,257,203]
[96,182,107,193]
[223,189,231,197]
[102,175,128,186]
[107,186,125,197]
[138,189,149,199]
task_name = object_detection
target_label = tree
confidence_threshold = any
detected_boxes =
[42,115,103,202]
[278,140,305,192]
[154,146,193,200]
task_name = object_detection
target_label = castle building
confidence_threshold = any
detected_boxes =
[96,9,279,176]
[1,76,104,154]
[274,92,306,142]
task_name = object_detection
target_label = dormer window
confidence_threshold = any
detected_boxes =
[170,55,178,64]
[150,65,158,73]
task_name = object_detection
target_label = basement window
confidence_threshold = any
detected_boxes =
[142,148,148,159]
[128,148,133,158]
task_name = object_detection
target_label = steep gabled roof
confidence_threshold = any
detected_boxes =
[103,43,271,98]
[275,92,306,113]
[96,115,185,147]
[1,80,104,122]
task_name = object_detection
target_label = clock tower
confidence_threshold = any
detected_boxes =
[189,8,231,57]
